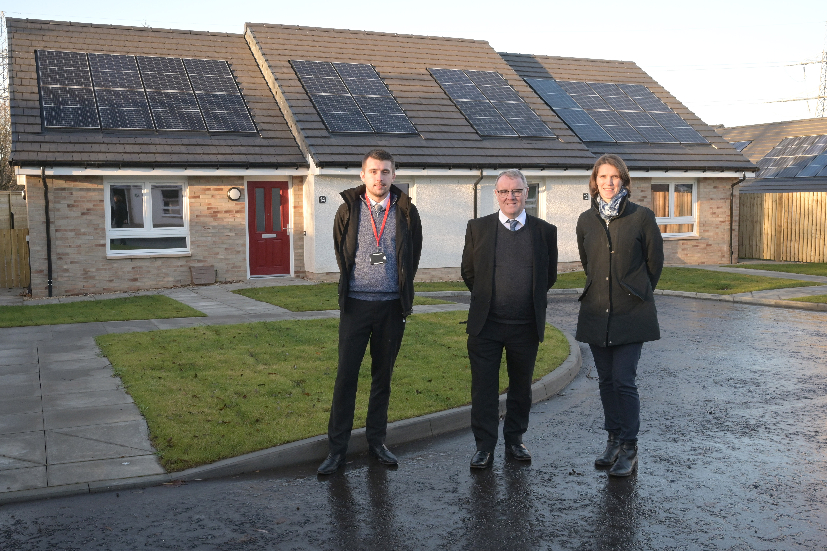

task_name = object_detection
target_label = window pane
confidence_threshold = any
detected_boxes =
[658,223,694,234]
[272,188,281,231]
[651,183,669,218]
[110,237,187,251]
[151,185,184,228]
[256,188,265,232]
[110,185,144,228]
[525,184,539,217]
[674,184,693,217]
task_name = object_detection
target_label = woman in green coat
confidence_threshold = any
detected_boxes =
[575,154,664,477]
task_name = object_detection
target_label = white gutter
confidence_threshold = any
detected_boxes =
[15,166,308,177]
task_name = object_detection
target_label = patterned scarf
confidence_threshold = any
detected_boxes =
[597,187,628,221]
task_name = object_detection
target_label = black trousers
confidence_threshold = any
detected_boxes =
[467,319,539,453]
[327,298,406,455]
[590,342,643,443]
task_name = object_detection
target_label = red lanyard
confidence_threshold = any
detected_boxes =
[364,195,390,248]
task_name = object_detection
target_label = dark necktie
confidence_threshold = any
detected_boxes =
[508,219,519,231]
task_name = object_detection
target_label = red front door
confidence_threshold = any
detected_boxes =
[248,181,290,276]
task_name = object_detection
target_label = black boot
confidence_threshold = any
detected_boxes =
[609,441,637,477]
[594,432,621,468]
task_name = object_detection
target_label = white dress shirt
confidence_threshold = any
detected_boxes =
[498,209,527,230]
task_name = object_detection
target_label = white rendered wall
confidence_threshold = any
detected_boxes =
[411,176,477,268]
[545,176,591,263]
[304,174,361,274]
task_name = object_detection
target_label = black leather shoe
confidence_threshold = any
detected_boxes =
[470,450,493,469]
[595,432,621,468]
[317,453,346,475]
[608,442,638,477]
[369,444,398,466]
[505,443,532,461]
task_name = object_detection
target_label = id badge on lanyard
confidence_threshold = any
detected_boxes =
[366,195,390,265]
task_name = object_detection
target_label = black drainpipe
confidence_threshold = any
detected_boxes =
[41,167,53,297]
[729,172,747,265]
[472,169,484,219]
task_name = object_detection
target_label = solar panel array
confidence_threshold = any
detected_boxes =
[291,60,417,135]
[36,50,256,133]
[524,78,707,145]
[755,135,827,178]
[731,140,752,153]
[429,68,555,138]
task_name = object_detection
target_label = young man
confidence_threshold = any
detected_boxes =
[461,169,558,469]
[318,149,423,475]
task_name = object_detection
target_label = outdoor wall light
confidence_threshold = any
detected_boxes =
[227,187,242,201]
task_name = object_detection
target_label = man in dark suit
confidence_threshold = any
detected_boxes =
[461,169,558,469]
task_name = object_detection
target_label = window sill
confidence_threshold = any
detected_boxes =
[662,235,700,241]
[107,253,192,259]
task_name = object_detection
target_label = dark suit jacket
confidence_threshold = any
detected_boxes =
[461,212,558,342]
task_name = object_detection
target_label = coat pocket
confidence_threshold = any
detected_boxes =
[619,280,650,301]
[577,279,592,301]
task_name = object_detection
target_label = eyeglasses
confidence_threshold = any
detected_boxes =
[495,189,525,197]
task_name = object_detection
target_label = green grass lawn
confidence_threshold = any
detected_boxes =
[725,263,827,277]
[0,295,204,328]
[788,295,827,304]
[234,282,450,311]
[548,267,817,295]
[96,311,569,472]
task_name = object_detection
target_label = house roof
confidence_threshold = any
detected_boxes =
[500,53,756,172]
[243,23,598,169]
[7,18,308,169]
[719,118,827,193]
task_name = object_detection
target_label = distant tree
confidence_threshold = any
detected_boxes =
[0,11,14,191]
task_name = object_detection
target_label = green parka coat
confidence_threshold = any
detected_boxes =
[575,196,664,347]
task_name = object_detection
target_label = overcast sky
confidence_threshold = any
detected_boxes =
[5,0,827,128]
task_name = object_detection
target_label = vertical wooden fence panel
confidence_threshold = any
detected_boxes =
[739,192,827,262]
[0,229,30,288]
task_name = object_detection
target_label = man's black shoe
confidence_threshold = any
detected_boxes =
[595,432,621,468]
[505,443,532,461]
[368,444,398,466]
[470,450,494,469]
[608,442,638,477]
[317,453,346,475]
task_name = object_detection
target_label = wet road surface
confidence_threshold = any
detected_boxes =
[1,295,826,550]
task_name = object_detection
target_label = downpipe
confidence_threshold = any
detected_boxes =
[472,169,483,219]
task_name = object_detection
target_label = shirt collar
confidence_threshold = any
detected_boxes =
[366,193,391,209]
[498,209,527,226]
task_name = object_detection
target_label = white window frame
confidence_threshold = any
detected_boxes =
[105,179,190,257]
[651,179,697,238]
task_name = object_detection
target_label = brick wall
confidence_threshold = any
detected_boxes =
[25,175,249,297]
[291,176,306,277]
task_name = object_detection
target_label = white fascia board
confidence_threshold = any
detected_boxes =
[312,166,484,177]
[483,169,592,177]
[630,171,748,179]
[15,166,308,177]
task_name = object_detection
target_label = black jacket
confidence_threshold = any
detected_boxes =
[333,184,423,317]
[461,212,558,342]
[575,197,664,347]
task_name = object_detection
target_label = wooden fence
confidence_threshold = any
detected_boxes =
[739,192,827,262]
[0,229,30,288]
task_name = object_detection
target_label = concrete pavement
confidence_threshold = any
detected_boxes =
[0,265,824,504]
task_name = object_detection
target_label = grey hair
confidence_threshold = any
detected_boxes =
[495,169,527,188]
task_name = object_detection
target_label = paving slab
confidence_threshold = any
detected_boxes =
[47,454,164,487]
[0,431,46,469]
[101,319,166,334]
[46,421,154,464]
[0,396,42,416]
[0,466,47,493]
[41,371,120,396]
[43,403,144,431]
[0,347,38,365]
[38,356,111,372]
[42,389,134,410]
[0,373,41,398]
[0,412,43,435]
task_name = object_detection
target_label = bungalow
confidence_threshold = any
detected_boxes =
[8,18,754,297]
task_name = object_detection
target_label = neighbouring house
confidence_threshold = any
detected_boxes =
[720,118,827,262]
[8,18,755,298]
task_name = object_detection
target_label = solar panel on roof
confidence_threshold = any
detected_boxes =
[525,78,581,110]
[96,89,153,130]
[137,56,191,92]
[648,111,706,143]
[196,93,257,132]
[89,53,143,90]
[797,153,827,177]
[430,68,553,138]
[618,84,671,113]
[37,50,94,88]
[589,82,641,112]
[292,60,417,134]
[40,86,100,128]
[490,101,555,138]
[553,108,613,142]
[184,59,241,95]
[558,81,612,111]
[731,140,752,152]
[619,111,677,143]
[146,91,206,131]
[588,110,644,142]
